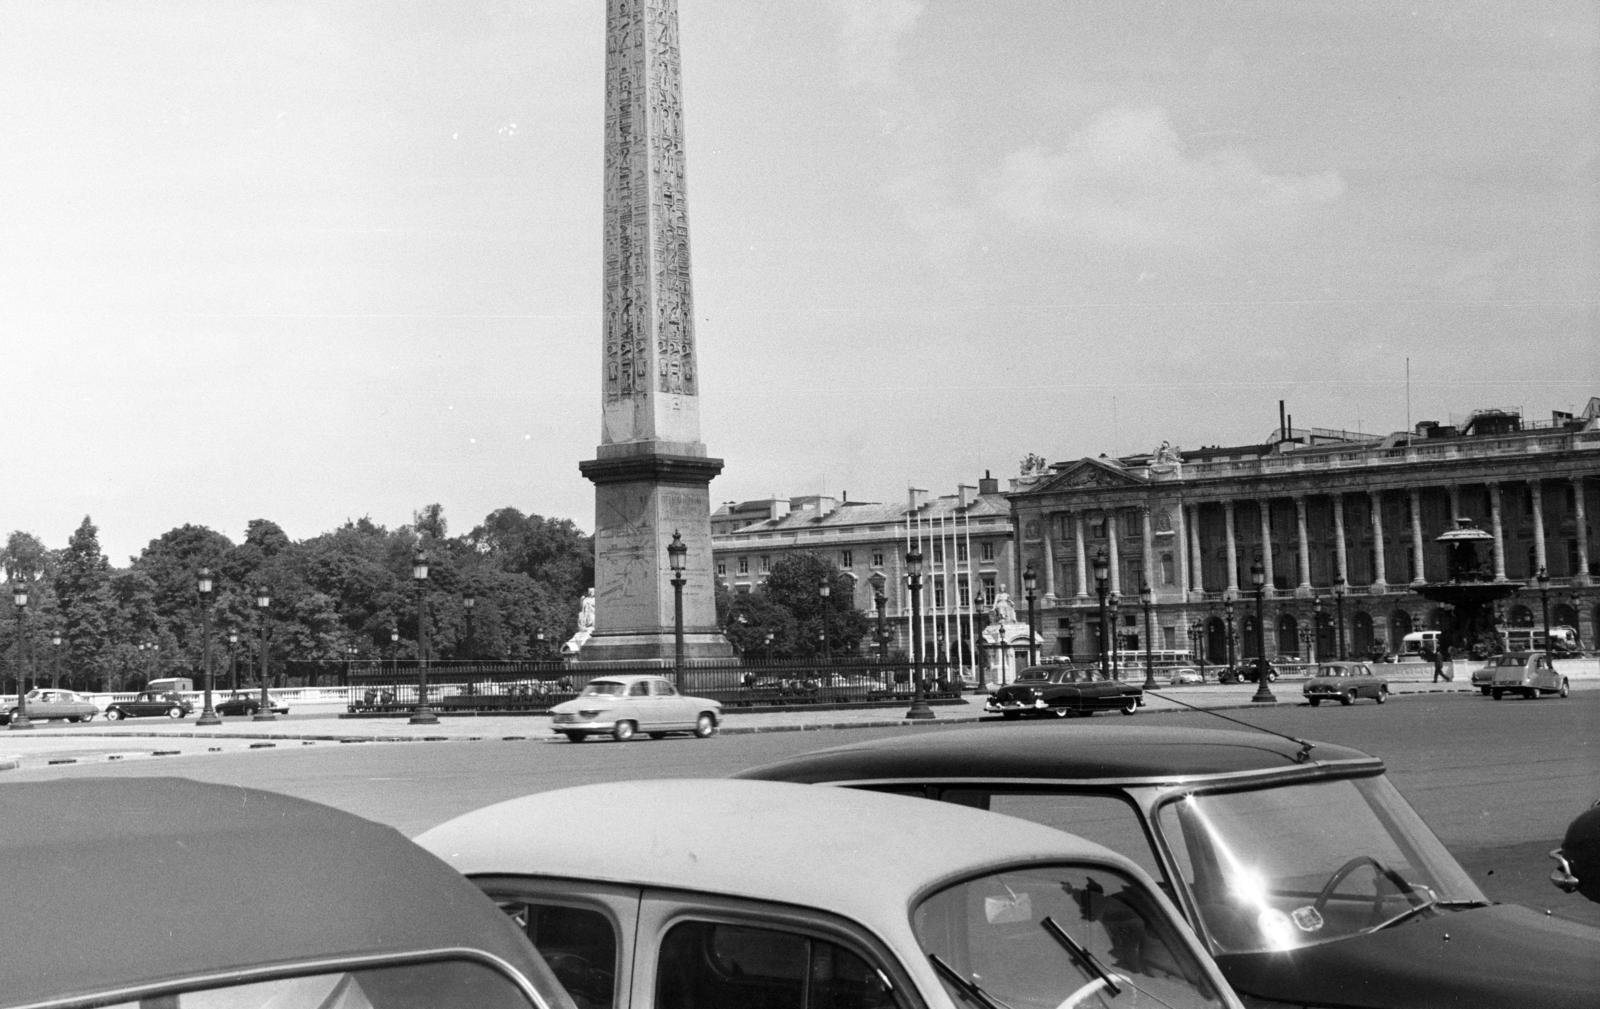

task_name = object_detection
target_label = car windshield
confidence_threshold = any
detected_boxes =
[1494,653,1528,667]
[913,864,1226,1009]
[580,681,626,697]
[1155,774,1486,954]
[1016,670,1051,683]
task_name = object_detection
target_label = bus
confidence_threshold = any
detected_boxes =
[1498,626,1579,654]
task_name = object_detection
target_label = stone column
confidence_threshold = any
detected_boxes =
[1223,501,1239,594]
[1531,481,1548,573]
[1258,500,1275,593]
[1333,493,1349,586]
[1187,504,1205,594]
[1141,507,1156,592]
[1041,515,1057,598]
[1574,479,1592,586]
[1107,510,1122,596]
[1369,490,1388,590]
[1074,513,1089,599]
[1176,501,1192,599]
[1489,483,1508,581]
[1295,496,1312,591]
[1409,488,1426,585]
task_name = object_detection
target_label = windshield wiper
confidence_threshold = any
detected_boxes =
[1041,916,1122,998]
[928,953,1012,1009]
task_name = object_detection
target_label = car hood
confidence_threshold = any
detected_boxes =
[1216,903,1600,1009]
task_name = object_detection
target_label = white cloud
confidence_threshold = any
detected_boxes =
[990,107,1345,249]
[830,0,926,89]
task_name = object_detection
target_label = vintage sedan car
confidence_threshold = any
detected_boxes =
[985,664,1143,718]
[0,777,570,1009]
[1302,661,1389,706]
[1489,650,1570,699]
[3,688,99,724]
[103,689,193,720]
[1169,665,1206,685]
[1216,659,1280,684]
[739,724,1600,1009]
[1551,800,1600,904]
[548,673,720,742]
[1469,662,1497,695]
[419,779,1244,1009]
[214,691,290,716]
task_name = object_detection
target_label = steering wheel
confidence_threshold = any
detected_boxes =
[1311,856,1417,925]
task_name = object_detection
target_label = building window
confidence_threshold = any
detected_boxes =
[958,575,971,607]
[934,580,947,608]
[981,542,995,562]
[981,574,997,602]
[957,542,968,562]
[737,557,749,575]
[932,543,944,564]
[841,550,853,568]
[759,555,770,574]
[1090,517,1107,539]
[716,562,726,577]
[872,551,884,567]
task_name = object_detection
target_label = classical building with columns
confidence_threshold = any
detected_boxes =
[1008,399,1600,667]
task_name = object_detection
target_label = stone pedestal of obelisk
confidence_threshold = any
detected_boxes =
[576,0,732,662]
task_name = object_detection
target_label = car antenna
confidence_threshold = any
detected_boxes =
[1141,688,1316,763]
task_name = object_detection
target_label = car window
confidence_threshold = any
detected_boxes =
[913,864,1224,1009]
[498,900,618,1009]
[629,681,650,697]
[656,920,896,1009]
[651,681,679,697]
[943,790,1162,880]
[97,959,539,1009]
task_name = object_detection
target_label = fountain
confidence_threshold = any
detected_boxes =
[1415,519,1521,658]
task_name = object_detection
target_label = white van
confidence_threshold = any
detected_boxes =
[1400,631,1443,658]
[146,677,195,694]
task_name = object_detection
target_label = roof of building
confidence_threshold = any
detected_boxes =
[717,488,1009,540]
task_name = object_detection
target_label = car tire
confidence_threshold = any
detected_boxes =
[1492,689,1503,700]
[1478,686,1491,696]
[562,731,586,743]
[105,708,123,720]
[1525,688,1537,700]
[1309,697,1321,707]
[167,707,184,718]
[1120,698,1138,716]
[612,720,636,742]
[1341,691,1354,706]
[1375,688,1387,704]
[1559,679,1570,698]
[1050,707,1071,719]
[648,731,667,740]
[694,712,717,738]
[1001,711,1022,720]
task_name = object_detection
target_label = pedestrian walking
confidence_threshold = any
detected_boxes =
[1432,644,1449,682]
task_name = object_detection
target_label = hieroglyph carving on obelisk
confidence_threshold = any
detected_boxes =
[602,0,699,451]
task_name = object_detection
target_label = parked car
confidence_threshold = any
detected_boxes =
[2,688,99,724]
[739,723,1600,1009]
[418,779,1244,1009]
[548,673,720,742]
[0,777,569,1009]
[1551,800,1600,904]
[1169,665,1206,685]
[102,689,193,720]
[1489,650,1570,699]
[985,664,1143,718]
[1302,661,1389,706]
[1470,662,1497,695]
[1216,659,1280,684]
[214,692,290,716]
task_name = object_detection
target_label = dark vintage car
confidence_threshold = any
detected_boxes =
[0,777,570,1009]
[1552,800,1600,903]
[214,692,290,716]
[984,664,1143,718]
[1217,659,1281,684]
[103,689,193,720]
[739,723,1600,1009]
[1302,661,1389,705]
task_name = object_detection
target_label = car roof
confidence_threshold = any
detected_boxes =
[583,673,668,684]
[419,779,1141,928]
[0,777,561,1009]
[736,724,1377,787]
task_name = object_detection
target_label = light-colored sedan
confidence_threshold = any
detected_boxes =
[4,688,99,724]
[1302,661,1389,706]
[1490,650,1569,700]
[1168,665,1206,685]
[548,673,721,742]
[419,780,1245,1009]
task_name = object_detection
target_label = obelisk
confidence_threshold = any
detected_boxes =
[577,0,732,661]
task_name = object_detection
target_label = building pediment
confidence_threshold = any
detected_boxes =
[1028,458,1146,494]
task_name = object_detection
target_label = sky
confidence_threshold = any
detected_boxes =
[2,1,1596,565]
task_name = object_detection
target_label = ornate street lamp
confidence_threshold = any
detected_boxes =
[1190,619,1206,681]
[905,545,934,719]
[818,577,831,663]
[1332,575,1348,660]
[51,632,62,689]
[1250,559,1276,703]
[1537,566,1552,659]
[536,629,546,659]
[255,587,276,721]
[869,571,887,664]
[1093,548,1111,677]
[227,628,238,694]
[195,567,221,726]
[1022,563,1039,667]
[1223,597,1237,673]
[409,548,438,725]
[462,594,475,660]
[1312,594,1324,663]
[668,530,687,684]
[9,577,32,730]
[1140,581,1159,690]
[1109,592,1122,679]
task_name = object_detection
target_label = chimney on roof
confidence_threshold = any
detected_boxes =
[977,470,999,495]
[907,487,928,511]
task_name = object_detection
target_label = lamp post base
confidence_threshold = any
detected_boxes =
[8,713,34,730]
[1250,682,1278,703]
[904,700,936,720]
[196,710,222,726]
[408,706,440,725]
[252,712,277,722]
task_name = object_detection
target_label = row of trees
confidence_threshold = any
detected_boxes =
[1,506,594,693]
